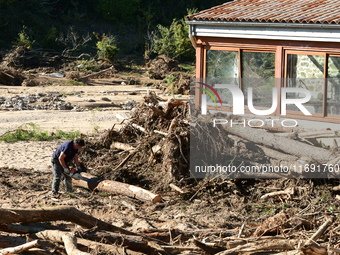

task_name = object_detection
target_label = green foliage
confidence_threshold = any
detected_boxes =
[151,17,194,61]
[67,80,86,86]
[15,27,33,49]
[0,0,228,56]
[0,123,81,143]
[96,34,119,62]
[164,74,177,96]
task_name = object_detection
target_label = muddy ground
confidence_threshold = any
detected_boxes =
[1,67,340,254]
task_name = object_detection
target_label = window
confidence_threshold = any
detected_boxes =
[285,52,340,117]
[205,49,275,109]
[327,56,340,116]
[204,48,340,120]
[286,53,324,115]
[242,51,275,108]
[206,50,239,107]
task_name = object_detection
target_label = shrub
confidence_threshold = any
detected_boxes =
[96,34,119,62]
[150,18,194,61]
[15,27,33,49]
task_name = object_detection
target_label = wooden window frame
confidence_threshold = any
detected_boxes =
[200,43,340,123]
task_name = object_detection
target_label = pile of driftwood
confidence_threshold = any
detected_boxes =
[81,91,190,191]
[1,190,340,255]
[1,47,64,69]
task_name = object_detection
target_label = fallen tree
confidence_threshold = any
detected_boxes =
[218,121,337,163]
[0,206,134,236]
[72,172,162,203]
[35,230,146,255]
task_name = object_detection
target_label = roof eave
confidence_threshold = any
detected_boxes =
[186,20,340,29]
[186,20,340,43]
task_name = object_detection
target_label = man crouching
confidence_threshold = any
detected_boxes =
[51,138,85,198]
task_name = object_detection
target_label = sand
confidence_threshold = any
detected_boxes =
[0,79,179,172]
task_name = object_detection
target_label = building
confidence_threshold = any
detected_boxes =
[187,0,340,123]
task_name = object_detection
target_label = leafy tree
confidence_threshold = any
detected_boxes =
[150,17,194,61]
[96,34,119,62]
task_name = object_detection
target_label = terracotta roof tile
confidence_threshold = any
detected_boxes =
[187,0,340,24]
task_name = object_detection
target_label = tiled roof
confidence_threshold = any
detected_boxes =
[187,0,340,24]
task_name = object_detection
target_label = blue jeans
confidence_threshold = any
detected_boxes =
[51,159,73,195]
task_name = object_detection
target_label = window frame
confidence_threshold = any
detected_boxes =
[201,45,340,122]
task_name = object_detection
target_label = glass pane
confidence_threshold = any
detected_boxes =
[206,50,239,107]
[327,56,340,115]
[242,52,275,108]
[286,54,324,114]
[207,50,238,79]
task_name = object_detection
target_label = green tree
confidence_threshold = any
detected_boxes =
[151,17,194,61]
[96,34,119,61]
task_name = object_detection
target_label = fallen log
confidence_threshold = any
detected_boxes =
[253,211,289,237]
[75,230,150,253]
[0,223,45,233]
[80,66,114,82]
[217,122,338,163]
[0,206,135,236]
[215,239,298,255]
[62,233,90,255]
[72,172,162,203]
[194,239,226,254]
[0,240,40,255]
[35,230,145,255]
[144,228,239,243]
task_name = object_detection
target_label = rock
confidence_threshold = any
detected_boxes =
[121,100,136,110]
[101,97,111,102]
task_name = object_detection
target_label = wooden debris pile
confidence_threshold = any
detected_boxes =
[1,46,64,69]
[2,178,340,255]
[81,91,190,191]
[0,68,25,86]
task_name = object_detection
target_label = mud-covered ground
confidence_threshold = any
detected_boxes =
[1,69,340,254]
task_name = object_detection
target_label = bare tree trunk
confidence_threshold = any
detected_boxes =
[77,230,150,253]
[72,173,162,203]
[35,230,146,255]
[0,206,134,236]
[0,240,40,255]
[221,125,337,163]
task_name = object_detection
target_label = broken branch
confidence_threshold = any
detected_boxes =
[0,240,40,255]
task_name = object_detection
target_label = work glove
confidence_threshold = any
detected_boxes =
[70,169,82,180]
[63,167,70,174]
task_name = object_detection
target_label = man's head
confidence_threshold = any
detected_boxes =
[74,138,85,148]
